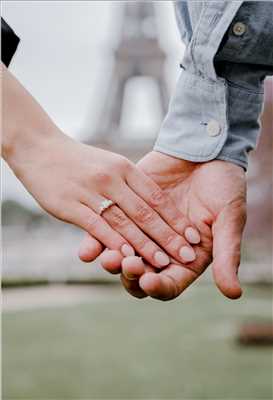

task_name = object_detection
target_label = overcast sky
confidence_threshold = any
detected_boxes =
[2,1,185,209]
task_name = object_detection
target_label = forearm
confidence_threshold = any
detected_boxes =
[2,63,67,174]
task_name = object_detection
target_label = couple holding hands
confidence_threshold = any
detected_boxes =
[2,1,273,301]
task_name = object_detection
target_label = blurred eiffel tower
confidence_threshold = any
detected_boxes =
[86,2,169,160]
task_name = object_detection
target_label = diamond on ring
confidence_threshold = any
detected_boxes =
[98,199,114,216]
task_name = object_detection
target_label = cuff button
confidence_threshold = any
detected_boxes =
[233,22,247,36]
[207,119,221,137]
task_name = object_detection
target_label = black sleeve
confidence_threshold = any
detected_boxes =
[1,18,20,67]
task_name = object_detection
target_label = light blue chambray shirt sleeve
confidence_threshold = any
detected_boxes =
[214,2,273,169]
[154,1,273,170]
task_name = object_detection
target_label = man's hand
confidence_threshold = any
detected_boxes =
[80,151,247,300]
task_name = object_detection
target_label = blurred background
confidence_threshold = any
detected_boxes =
[2,1,272,399]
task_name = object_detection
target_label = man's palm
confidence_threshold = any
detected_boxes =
[123,152,247,300]
[80,151,247,301]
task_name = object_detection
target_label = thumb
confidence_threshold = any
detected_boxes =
[212,199,247,299]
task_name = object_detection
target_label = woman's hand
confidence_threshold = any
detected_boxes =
[2,65,200,267]
[12,136,201,266]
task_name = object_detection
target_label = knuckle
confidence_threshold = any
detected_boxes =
[85,214,100,231]
[228,198,247,227]
[114,156,130,171]
[134,204,155,224]
[94,171,112,186]
[173,219,188,234]
[133,237,152,254]
[161,232,180,249]
[149,188,166,207]
[42,197,70,222]
[106,207,128,229]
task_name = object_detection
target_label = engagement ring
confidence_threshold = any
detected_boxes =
[98,199,115,216]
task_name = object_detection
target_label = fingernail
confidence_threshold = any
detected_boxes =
[124,270,140,281]
[121,244,135,257]
[185,227,201,244]
[122,257,144,280]
[125,274,136,280]
[179,246,196,263]
[154,251,170,267]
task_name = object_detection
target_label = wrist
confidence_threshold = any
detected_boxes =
[3,122,72,190]
[3,119,64,171]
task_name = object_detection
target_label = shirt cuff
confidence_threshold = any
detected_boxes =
[154,69,229,162]
[216,82,264,170]
[154,69,264,170]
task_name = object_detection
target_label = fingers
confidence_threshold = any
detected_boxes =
[211,200,247,300]
[77,233,148,287]
[100,251,146,278]
[111,185,197,265]
[120,274,148,299]
[139,264,198,301]
[140,243,212,301]
[126,166,201,244]
[71,204,135,256]
[78,231,142,278]
[122,256,146,280]
[100,251,148,299]
[100,204,171,268]
[78,236,147,298]
[100,249,124,274]
[100,251,149,299]
[78,233,104,262]
[139,273,175,301]
[81,191,172,268]
[78,233,201,302]
[78,163,199,267]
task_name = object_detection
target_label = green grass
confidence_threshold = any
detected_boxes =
[2,284,273,400]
